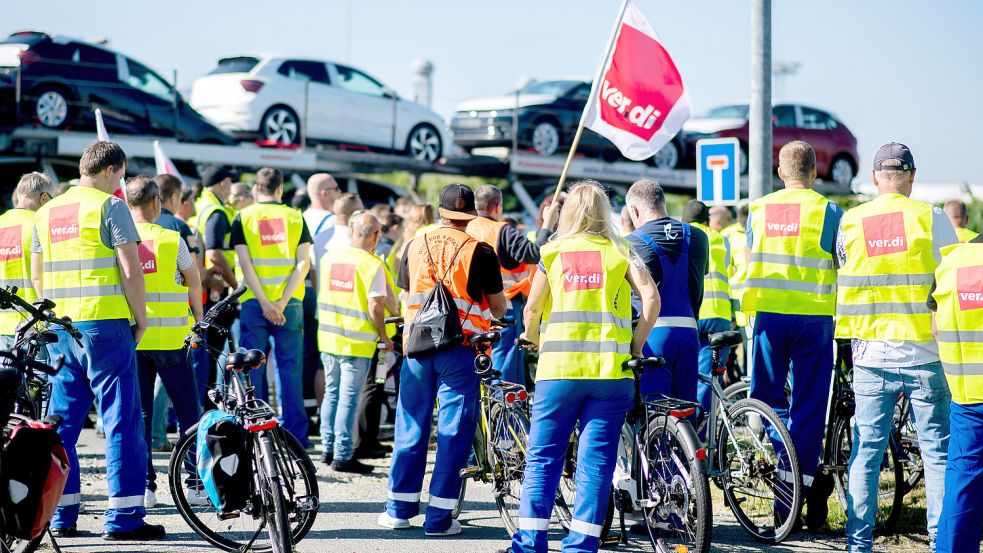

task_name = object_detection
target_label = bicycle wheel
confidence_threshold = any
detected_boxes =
[486,401,531,537]
[2,532,43,553]
[642,414,711,553]
[452,479,466,520]
[169,424,318,551]
[718,398,803,543]
[258,434,292,553]
[831,415,905,533]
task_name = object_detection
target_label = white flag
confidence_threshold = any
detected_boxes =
[94,108,110,142]
[153,140,185,184]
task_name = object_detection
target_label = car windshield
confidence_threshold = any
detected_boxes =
[209,56,259,75]
[516,80,582,97]
[698,105,749,119]
[126,59,174,101]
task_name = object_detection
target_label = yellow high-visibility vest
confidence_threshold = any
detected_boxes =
[195,189,236,272]
[237,203,305,303]
[34,187,131,322]
[835,194,936,341]
[956,227,978,243]
[691,222,732,321]
[135,223,192,351]
[722,224,749,326]
[317,246,384,358]
[933,242,983,404]
[743,188,837,316]
[537,235,633,381]
[0,209,38,334]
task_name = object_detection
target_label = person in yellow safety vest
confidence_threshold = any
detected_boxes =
[32,141,165,540]
[123,176,204,509]
[744,141,844,530]
[466,185,559,385]
[681,200,733,424]
[317,211,399,474]
[0,172,53,349]
[836,143,957,551]
[931,237,983,553]
[942,199,978,242]
[504,181,660,553]
[231,167,313,447]
[720,201,751,327]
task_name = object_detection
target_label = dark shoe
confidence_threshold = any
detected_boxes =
[804,472,834,531]
[331,458,374,474]
[103,523,166,541]
[320,452,334,466]
[496,549,513,553]
[51,526,80,538]
[354,444,392,459]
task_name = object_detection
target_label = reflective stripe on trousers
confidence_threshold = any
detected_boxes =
[654,316,698,329]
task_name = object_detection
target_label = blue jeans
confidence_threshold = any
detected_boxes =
[936,401,983,553]
[239,298,308,447]
[846,363,951,552]
[150,376,170,447]
[513,379,632,553]
[319,353,371,462]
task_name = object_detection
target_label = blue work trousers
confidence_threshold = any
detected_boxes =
[493,299,526,385]
[48,319,147,532]
[386,346,479,533]
[512,378,632,553]
[749,312,833,483]
[239,298,308,447]
[641,326,699,402]
[697,317,732,418]
[937,401,983,553]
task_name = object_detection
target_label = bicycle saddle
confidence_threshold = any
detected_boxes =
[469,332,500,346]
[709,330,743,349]
[244,349,266,369]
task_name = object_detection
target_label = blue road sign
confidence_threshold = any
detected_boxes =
[696,137,740,206]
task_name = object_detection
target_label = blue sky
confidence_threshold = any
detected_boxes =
[7,0,982,183]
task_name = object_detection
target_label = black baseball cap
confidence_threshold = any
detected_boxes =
[199,165,239,187]
[873,142,915,171]
[438,184,477,221]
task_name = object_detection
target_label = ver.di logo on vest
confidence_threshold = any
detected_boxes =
[862,211,907,257]
[957,265,983,311]
[764,204,800,237]
[329,264,355,292]
[138,240,157,274]
[49,203,80,243]
[0,226,23,261]
[258,219,286,245]
[561,251,604,291]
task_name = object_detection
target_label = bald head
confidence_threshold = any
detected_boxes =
[333,193,364,226]
[307,173,340,211]
[944,199,969,229]
[348,210,381,252]
[708,206,733,231]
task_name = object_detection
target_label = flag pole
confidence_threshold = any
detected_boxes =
[552,0,631,203]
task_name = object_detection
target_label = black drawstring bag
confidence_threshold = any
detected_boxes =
[404,235,473,358]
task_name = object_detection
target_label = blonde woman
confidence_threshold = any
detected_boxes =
[507,180,660,553]
[394,203,436,267]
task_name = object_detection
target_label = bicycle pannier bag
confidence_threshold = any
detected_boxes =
[196,410,251,512]
[0,419,69,540]
[404,236,472,358]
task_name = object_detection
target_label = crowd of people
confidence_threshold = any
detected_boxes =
[0,136,979,553]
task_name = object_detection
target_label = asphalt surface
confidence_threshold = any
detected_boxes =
[45,427,932,553]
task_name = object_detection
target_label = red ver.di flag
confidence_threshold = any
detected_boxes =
[583,0,690,161]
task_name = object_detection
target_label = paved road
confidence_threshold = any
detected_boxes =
[50,428,931,553]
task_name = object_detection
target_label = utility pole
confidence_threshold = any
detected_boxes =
[749,0,772,199]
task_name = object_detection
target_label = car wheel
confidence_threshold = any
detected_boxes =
[650,140,680,169]
[261,106,300,145]
[531,120,560,156]
[830,156,855,188]
[407,124,442,163]
[34,88,70,129]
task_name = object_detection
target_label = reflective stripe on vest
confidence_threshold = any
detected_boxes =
[835,194,936,342]
[35,187,130,322]
[0,209,38,334]
[743,188,837,316]
[691,222,731,321]
[932,242,983,404]
[537,236,633,381]
[195,189,236,271]
[404,228,492,340]
[237,203,305,304]
[317,247,383,358]
[723,226,749,326]
[466,216,531,298]
[135,223,192,351]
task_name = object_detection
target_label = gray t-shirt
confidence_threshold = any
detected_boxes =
[32,195,141,253]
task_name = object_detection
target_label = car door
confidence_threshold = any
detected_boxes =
[118,57,179,137]
[330,64,397,149]
[795,106,837,175]
[274,60,351,143]
[772,104,798,163]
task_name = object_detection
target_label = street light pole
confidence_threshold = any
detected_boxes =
[749,0,772,199]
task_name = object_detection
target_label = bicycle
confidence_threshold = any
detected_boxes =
[699,330,804,543]
[168,285,319,553]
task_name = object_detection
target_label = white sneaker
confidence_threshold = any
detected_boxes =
[425,519,462,536]
[144,488,157,509]
[377,512,411,529]
[186,487,210,507]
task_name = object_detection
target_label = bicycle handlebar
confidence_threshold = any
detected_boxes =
[189,285,247,343]
[0,349,64,376]
[0,286,81,341]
